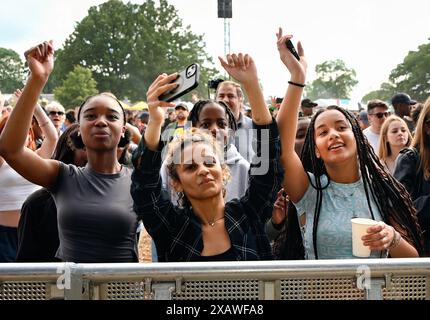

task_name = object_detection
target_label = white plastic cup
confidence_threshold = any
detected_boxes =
[351,218,379,257]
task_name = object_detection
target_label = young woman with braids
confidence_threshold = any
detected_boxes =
[131,53,282,261]
[160,99,250,204]
[394,98,430,256]
[275,27,422,259]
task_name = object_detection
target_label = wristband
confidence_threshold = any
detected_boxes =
[288,81,306,88]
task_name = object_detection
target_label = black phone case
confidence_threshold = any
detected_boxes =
[286,40,300,61]
[159,63,200,102]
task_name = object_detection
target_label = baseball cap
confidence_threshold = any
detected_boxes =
[301,98,318,108]
[391,93,416,105]
[175,102,188,111]
[358,110,369,126]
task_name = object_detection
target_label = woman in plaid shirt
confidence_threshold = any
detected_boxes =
[131,53,283,261]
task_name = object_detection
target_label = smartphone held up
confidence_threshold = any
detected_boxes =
[159,63,200,102]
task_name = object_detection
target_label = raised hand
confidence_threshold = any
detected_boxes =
[24,40,54,81]
[271,188,289,225]
[276,28,307,82]
[14,88,23,99]
[146,73,178,124]
[218,53,259,86]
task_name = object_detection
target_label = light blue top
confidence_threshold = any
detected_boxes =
[294,173,383,259]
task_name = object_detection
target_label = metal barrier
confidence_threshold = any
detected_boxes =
[1,258,429,300]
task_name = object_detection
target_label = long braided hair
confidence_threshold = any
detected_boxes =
[299,105,422,258]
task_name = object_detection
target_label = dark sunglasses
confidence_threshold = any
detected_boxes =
[49,111,65,116]
[369,112,388,119]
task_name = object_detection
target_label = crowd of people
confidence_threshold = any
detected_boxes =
[0,29,429,263]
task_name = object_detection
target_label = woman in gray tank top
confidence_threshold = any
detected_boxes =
[0,41,138,263]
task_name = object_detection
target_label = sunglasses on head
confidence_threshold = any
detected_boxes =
[49,111,65,116]
[370,112,388,119]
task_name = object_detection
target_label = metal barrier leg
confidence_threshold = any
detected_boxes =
[259,281,277,300]
[152,282,175,300]
[364,278,385,300]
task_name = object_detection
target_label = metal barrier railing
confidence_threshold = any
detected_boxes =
[1,258,429,300]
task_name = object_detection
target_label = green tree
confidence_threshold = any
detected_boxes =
[389,40,430,102]
[305,59,358,100]
[50,0,219,101]
[53,65,98,108]
[361,82,396,104]
[0,48,25,92]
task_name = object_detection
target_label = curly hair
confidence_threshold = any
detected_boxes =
[165,128,231,208]
[294,105,422,259]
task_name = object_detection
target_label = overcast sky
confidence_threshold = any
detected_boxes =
[0,0,429,102]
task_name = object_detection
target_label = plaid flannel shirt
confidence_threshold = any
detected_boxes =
[131,120,283,262]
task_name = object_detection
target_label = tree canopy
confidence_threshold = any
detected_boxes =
[362,39,430,103]
[48,0,219,102]
[0,48,25,93]
[53,65,98,108]
[305,59,358,100]
[389,40,430,102]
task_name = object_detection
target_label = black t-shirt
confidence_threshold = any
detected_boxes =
[16,188,60,262]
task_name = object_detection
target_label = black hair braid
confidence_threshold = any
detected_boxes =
[298,105,422,259]
[300,110,330,259]
[187,99,237,131]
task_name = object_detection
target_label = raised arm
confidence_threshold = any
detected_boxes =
[125,123,142,145]
[14,88,58,159]
[34,103,58,158]
[144,73,178,150]
[275,28,309,203]
[0,41,59,188]
[219,53,272,125]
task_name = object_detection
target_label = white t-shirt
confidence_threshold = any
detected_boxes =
[363,127,380,153]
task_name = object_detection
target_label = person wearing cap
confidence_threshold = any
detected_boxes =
[363,99,389,152]
[391,93,416,132]
[300,98,317,117]
[161,102,190,142]
[357,110,370,130]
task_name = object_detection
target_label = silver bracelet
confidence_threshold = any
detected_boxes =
[387,227,401,250]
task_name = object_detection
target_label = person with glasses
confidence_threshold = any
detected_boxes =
[363,99,389,153]
[46,101,66,135]
[394,97,430,256]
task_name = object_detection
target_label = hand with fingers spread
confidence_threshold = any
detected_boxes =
[361,221,400,252]
[24,40,54,82]
[218,53,259,86]
[276,27,307,83]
